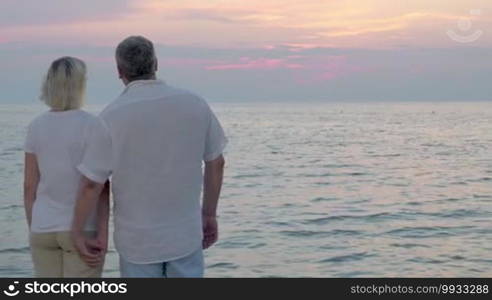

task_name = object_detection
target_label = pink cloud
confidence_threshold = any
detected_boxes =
[205,57,304,70]
[161,58,224,67]
[158,53,370,84]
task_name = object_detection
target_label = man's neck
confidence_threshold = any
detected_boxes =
[124,74,157,86]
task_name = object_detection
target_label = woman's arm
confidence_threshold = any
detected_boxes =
[24,153,40,228]
[96,181,110,253]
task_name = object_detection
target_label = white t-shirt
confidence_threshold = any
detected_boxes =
[77,80,227,263]
[24,110,97,233]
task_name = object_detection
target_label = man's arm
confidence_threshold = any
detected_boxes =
[202,154,225,249]
[23,153,40,228]
[96,181,110,254]
[71,176,105,266]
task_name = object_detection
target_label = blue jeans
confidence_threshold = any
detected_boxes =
[119,248,204,278]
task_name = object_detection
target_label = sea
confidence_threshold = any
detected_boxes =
[0,101,491,277]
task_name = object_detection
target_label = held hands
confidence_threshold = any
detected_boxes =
[202,215,218,249]
[71,231,107,268]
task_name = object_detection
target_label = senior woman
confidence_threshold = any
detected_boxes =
[23,57,109,277]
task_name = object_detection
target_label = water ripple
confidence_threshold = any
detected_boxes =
[319,252,374,263]
[303,212,392,225]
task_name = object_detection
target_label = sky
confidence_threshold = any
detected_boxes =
[0,0,491,103]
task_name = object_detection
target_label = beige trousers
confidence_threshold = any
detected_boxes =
[30,231,103,278]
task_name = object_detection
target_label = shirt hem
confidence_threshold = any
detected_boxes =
[203,138,228,162]
[77,164,107,184]
[117,243,203,265]
[30,226,97,234]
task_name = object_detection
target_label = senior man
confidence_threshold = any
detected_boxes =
[71,36,227,277]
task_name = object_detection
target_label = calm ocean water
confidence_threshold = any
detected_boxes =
[0,102,491,277]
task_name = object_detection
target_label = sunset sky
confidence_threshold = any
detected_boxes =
[1,0,491,102]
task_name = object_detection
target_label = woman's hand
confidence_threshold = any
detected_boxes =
[72,231,105,268]
[95,232,108,257]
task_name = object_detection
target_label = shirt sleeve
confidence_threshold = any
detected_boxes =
[77,117,113,184]
[24,122,36,154]
[203,105,228,162]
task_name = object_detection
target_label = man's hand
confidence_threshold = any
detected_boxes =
[202,155,224,250]
[96,232,108,256]
[202,215,218,249]
[72,232,105,268]
[71,176,107,267]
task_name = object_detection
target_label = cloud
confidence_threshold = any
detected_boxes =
[205,57,304,70]
[1,1,492,103]
[0,0,133,27]
[1,42,491,103]
[1,0,491,49]
[165,8,260,24]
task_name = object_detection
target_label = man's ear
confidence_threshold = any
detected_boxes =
[117,65,123,79]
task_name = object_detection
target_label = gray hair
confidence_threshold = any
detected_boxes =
[40,56,87,111]
[116,36,157,81]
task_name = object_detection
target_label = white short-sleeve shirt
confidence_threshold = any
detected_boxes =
[24,110,98,233]
[78,80,227,263]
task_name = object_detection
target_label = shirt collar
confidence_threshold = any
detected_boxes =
[121,79,166,95]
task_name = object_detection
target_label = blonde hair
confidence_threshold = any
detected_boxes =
[40,56,87,111]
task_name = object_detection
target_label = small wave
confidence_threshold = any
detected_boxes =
[0,247,29,254]
[301,172,369,178]
[208,262,238,269]
[446,255,466,260]
[335,270,376,277]
[402,209,485,219]
[385,225,475,238]
[468,177,492,182]
[3,147,23,152]
[390,243,430,249]
[421,143,447,147]
[407,257,445,264]
[473,194,491,200]
[438,198,461,203]
[436,209,485,218]
[219,242,251,249]
[330,229,363,236]
[319,252,373,263]
[303,212,392,225]
[280,229,363,238]
[248,243,267,249]
[347,172,368,176]
[311,197,338,202]
[0,152,16,157]
[280,230,331,238]
[436,152,452,156]
[0,204,22,211]
[321,164,360,168]
[265,221,291,226]
[232,174,263,179]
[368,154,401,158]
[468,258,492,264]
[450,181,467,185]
